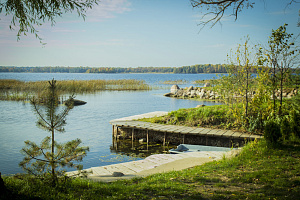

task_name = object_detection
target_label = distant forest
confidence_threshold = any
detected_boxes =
[0,64,228,74]
[1,65,299,74]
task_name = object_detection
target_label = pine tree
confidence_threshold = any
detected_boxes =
[19,79,89,185]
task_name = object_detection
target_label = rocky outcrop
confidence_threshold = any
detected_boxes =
[164,85,298,100]
[164,85,220,100]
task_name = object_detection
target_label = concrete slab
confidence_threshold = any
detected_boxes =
[66,151,233,180]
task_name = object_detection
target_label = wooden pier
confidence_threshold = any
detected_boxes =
[110,111,262,148]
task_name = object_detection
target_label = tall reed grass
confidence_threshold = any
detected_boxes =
[0,79,151,101]
[0,79,151,92]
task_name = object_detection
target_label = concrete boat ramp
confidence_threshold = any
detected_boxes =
[66,150,238,182]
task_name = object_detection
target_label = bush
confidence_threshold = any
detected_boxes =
[264,120,281,144]
[280,116,292,141]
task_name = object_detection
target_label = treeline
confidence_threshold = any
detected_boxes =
[0,64,229,74]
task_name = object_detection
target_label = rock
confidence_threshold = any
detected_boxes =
[64,99,87,106]
[196,104,206,108]
[112,172,124,177]
[204,82,211,87]
[187,86,194,92]
[170,85,180,94]
[287,93,293,98]
[282,92,287,97]
[199,91,206,99]
[176,89,184,96]
[175,144,189,152]
[190,90,196,96]
[164,93,174,97]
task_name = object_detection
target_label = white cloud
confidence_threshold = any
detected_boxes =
[86,0,132,21]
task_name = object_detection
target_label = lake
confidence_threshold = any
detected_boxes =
[0,73,223,175]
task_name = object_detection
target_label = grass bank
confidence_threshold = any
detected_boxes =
[2,139,299,199]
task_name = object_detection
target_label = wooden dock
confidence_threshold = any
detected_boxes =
[110,111,262,148]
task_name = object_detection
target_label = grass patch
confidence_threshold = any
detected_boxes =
[140,104,242,131]
[2,139,300,199]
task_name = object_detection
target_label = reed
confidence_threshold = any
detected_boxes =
[0,79,151,94]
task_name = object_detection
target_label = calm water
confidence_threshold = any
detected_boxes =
[0,73,222,175]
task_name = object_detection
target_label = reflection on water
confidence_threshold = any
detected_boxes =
[110,139,177,158]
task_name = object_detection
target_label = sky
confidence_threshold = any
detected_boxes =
[0,0,299,68]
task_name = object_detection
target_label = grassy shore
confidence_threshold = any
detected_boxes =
[2,139,299,199]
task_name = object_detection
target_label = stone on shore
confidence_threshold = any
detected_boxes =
[196,104,206,108]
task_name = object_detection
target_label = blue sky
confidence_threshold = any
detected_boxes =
[0,0,299,67]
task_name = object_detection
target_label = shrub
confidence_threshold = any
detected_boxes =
[264,119,281,144]
[280,116,292,141]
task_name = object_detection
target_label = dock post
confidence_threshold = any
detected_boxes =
[132,128,134,150]
[182,134,185,144]
[112,125,115,138]
[147,130,149,151]
[163,132,166,146]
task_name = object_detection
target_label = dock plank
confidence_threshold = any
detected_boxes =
[222,130,235,137]
[231,132,243,138]
[213,130,227,136]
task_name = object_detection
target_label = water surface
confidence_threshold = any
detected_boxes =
[0,73,223,175]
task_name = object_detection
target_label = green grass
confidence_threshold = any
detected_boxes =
[140,104,242,131]
[2,139,300,199]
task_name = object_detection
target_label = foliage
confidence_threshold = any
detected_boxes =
[264,119,281,145]
[191,0,255,28]
[190,0,299,28]
[259,24,300,116]
[20,138,88,176]
[215,37,257,128]
[0,64,229,73]
[3,139,300,199]
[19,79,89,185]
[0,0,99,42]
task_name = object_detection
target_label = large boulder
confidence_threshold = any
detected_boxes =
[170,85,180,94]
